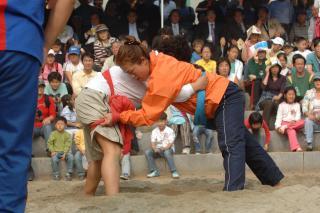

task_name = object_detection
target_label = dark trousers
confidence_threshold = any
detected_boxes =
[0,51,39,212]
[212,82,284,191]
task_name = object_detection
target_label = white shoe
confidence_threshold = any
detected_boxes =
[182,147,190,154]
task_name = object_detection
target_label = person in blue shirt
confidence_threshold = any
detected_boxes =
[0,1,74,212]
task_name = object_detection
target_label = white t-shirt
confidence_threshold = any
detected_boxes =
[151,126,175,151]
[64,61,84,74]
[60,106,77,123]
[292,50,312,59]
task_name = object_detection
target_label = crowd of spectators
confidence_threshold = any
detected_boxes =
[32,0,320,180]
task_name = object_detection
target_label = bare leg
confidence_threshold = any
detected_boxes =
[84,160,102,196]
[96,133,121,196]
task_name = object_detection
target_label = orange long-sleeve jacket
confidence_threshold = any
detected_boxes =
[119,51,230,127]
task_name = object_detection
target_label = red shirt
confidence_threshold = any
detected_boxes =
[34,95,56,128]
[244,118,270,145]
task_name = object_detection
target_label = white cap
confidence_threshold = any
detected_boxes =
[271,37,284,46]
[48,49,55,55]
[246,25,261,38]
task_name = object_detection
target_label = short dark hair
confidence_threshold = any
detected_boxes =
[292,54,306,64]
[248,112,263,126]
[55,116,67,125]
[53,39,62,46]
[216,58,231,75]
[277,52,287,62]
[159,112,167,121]
[295,36,307,44]
[48,72,62,82]
[81,52,94,61]
[313,37,320,47]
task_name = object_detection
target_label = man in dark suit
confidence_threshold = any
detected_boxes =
[194,9,223,49]
[226,8,249,45]
[166,9,192,42]
[119,9,148,43]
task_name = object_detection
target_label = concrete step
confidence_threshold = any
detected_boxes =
[31,152,320,179]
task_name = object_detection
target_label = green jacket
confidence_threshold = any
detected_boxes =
[47,130,72,153]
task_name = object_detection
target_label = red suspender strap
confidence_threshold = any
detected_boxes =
[0,0,7,50]
[102,70,115,96]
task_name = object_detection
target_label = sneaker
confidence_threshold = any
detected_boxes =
[171,171,180,179]
[182,147,191,154]
[147,170,160,178]
[53,175,60,181]
[120,173,130,180]
[307,144,313,151]
[65,173,72,181]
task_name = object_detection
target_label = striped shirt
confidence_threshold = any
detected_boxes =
[93,37,117,67]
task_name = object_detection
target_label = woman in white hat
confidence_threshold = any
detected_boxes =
[241,25,262,63]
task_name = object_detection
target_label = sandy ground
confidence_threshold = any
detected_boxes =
[26,173,320,213]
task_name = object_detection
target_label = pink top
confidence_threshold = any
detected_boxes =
[40,62,64,83]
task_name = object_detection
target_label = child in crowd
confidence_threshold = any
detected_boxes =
[74,129,87,180]
[277,53,291,76]
[145,112,180,179]
[41,49,64,84]
[45,72,69,113]
[245,112,270,151]
[292,37,312,59]
[48,116,74,181]
[195,45,216,73]
[282,43,295,68]
[63,46,84,87]
[60,94,81,136]
[52,39,65,65]
[168,105,192,154]
[275,86,304,152]
[190,39,204,64]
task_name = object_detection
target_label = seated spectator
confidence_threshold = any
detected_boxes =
[241,25,262,63]
[84,13,101,46]
[308,6,318,43]
[255,6,286,41]
[247,48,268,108]
[288,54,314,101]
[195,45,216,73]
[192,123,214,154]
[45,72,69,112]
[268,37,284,63]
[306,38,320,74]
[256,62,286,130]
[226,8,248,45]
[282,42,295,68]
[63,46,84,87]
[72,53,98,96]
[33,80,56,152]
[289,10,309,43]
[51,39,65,65]
[121,9,148,43]
[216,58,241,87]
[277,52,291,76]
[48,116,74,181]
[166,9,191,41]
[144,112,179,179]
[101,40,121,72]
[60,94,81,137]
[302,73,320,151]
[168,105,192,154]
[174,0,195,32]
[227,45,243,86]
[40,49,64,84]
[245,112,270,151]
[268,0,294,36]
[213,36,227,60]
[292,37,312,59]
[74,129,87,180]
[93,24,118,71]
[275,86,304,152]
[190,39,204,64]
[194,9,222,48]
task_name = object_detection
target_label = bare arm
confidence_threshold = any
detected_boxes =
[44,0,75,51]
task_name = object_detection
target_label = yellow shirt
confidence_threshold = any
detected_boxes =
[195,59,216,74]
[74,129,85,153]
[72,70,97,96]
